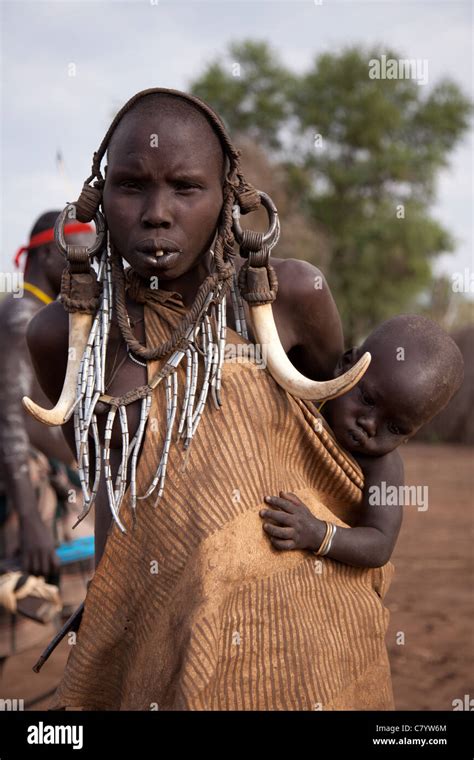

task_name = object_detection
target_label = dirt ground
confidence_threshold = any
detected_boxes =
[387,443,473,710]
[0,442,472,711]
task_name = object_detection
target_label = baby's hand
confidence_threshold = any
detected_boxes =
[259,491,325,552]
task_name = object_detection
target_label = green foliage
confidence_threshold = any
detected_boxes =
[192,40,297,151]
[191,42,472,343]
[319,197,454,341]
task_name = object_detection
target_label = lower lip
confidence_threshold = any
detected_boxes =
[348,430,365,446]
[136,250,181,268]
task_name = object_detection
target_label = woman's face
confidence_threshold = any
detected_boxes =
[102,110,225,281]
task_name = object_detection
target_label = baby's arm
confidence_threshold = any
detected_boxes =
[260,449,404,568]
[318,449,404,567]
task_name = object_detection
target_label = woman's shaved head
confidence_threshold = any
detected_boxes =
[73,87,260,278]
[71,86,261,318]
[107,93,226,185]
[102,92,232,283]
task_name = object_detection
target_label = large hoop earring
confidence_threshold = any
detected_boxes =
[55,203,106,260]
[232,191,279,249]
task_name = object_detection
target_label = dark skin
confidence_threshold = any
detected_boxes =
[1,233,93,577]
[27,108,343,569]
[260,341,441,568]
[227,255,342,381]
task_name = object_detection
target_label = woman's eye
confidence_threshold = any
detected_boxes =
[175,182,199,194]
[119,181,140,190]
[388,423,401,435]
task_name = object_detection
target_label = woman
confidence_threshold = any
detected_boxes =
[26,88,393,710]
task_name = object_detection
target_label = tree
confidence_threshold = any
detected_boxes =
[192,40,297,152]
[292,47,472,342]
[191,43,472,343]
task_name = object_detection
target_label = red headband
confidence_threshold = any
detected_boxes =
[14,222,94,269]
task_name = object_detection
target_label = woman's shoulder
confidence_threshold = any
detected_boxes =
[270,256,328,298]
[234,254,327,299]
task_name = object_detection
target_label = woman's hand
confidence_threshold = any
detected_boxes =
[259,491,326,552]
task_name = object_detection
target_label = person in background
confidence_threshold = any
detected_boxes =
[0,211,93,579]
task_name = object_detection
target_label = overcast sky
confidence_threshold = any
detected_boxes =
[1,0,472,283]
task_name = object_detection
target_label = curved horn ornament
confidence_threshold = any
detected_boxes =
[249,303,371,402]
[234,190,371,402]
[22,311,93,426]
[22,204,104,426]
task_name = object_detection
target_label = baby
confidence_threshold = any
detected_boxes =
[259,314,464,567]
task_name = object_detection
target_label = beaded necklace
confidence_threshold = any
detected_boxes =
[72,239,248,534]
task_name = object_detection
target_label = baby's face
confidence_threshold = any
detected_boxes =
[326,358,426,457]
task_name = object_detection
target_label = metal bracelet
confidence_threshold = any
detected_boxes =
[313,521,331,556]
[321,524,337,556]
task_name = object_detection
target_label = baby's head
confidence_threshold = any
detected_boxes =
[325,315,464,457]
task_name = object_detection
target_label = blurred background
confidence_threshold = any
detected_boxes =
[0,0,472,710]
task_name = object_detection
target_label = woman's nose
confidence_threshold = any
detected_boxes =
[357,415,377,437]
[141,190,172,227]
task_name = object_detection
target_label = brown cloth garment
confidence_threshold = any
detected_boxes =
[48,274,395,710]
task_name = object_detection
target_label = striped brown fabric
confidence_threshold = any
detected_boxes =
[48,298,395,710]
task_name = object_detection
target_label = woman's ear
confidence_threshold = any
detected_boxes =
[334,347,359,377]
